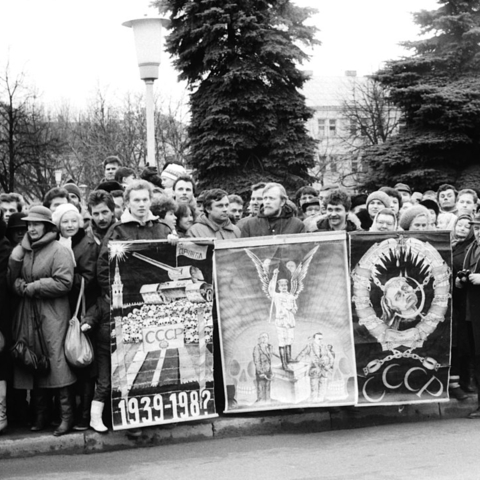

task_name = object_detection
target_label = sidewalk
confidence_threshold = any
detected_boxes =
[0,395,477,459]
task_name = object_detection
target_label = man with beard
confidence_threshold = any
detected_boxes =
[240,183,305,237]
[87,190,116,247]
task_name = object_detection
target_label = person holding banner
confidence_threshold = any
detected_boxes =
[240,183,305,237]
[187,189,240,240]
[97,180,173,296]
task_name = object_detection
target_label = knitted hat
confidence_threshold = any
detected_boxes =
[161,163,186,182]
[63,183,82,201]
[23,206,56,226]
[366,191,391,210]
[399,205,430,230]
[52,203,83,229]
[394,183,412,194]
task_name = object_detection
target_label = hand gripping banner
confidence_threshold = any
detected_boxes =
[215,232,358,413]
[109,239,217,430]
[350,231,452,405]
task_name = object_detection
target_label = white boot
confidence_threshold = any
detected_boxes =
[90,400,108,433]
[0,380,7,434]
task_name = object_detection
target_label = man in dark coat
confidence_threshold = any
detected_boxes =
[458,213,480,418]
[240,182,305,237]
[97,180,171,296]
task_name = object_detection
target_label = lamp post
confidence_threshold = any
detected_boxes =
[123,16,170,168]
[54,168,62,187]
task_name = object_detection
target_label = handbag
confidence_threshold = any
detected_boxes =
[64,278,94,368]
[10,300,50,374]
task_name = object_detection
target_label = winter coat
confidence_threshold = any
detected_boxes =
[452,237,474,348]
[315,217,360,232]
[240,204,305,237]
[97,210,170,295]
[70,228,99,311]
[355,209,373,231]
[82,296,111,346]
[0,218,11,381]
[187,214,240,240]
[9,231,76,389]
[462,241,480,355]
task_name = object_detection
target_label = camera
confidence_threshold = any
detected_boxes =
[457,269,471,283]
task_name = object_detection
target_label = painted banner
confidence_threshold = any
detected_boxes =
[109,239,217,430]
[350,231,452,406]
[215,232,358,413]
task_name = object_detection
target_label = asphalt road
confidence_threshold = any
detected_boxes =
[3,418,479,480]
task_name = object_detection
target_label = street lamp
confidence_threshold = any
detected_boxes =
[54,168,62,187]
[123,16,170,167]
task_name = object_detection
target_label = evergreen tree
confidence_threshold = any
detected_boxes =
[155,0,319,195]
[361,0,480,191]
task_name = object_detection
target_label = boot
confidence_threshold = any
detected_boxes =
[53,387,74,436]
[286,345,298,364]
[0,381,6,434]
[464,360,478,393]
[279,347,293,372]
[74,379,94,431]
[90,400,108,433]
[31,388,49,432]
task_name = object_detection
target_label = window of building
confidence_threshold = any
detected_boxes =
[329,119,337,136]
[317,119,326,138]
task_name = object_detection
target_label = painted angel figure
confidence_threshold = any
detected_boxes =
[245,246,319,372]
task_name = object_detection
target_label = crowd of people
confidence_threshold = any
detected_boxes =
[0,154,479,438]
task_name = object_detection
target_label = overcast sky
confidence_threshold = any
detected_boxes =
[0,0,439,111]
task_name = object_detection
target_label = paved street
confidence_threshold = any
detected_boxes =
[3,418,479,480]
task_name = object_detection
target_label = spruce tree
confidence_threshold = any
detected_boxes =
[155,0,319,195]
[361,0,480,191]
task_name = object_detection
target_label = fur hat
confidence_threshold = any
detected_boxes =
[63,183,82,201]
[366,191,391,210]
[399,205,430,230]
[52,203,83,229]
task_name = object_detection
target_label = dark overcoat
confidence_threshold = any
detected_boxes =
[9,231,76,389]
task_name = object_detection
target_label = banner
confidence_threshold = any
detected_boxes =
[215,232,358,413]
[350,232,452,405]
[109,239,217,430]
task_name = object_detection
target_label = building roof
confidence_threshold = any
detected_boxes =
[301,75,368,109]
